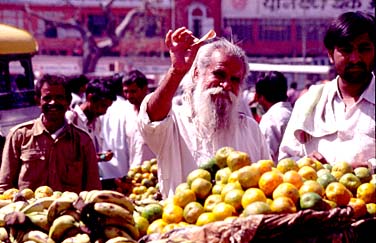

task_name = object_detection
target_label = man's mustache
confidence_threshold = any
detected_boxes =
[345,62,367,70]
[42,104,66,111]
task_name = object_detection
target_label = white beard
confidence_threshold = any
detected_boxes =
[192,84,239,149]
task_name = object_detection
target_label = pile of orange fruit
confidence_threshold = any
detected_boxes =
[143,147,376,235]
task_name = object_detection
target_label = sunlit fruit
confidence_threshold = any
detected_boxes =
[212,184,224,195]
[141,203,163,223]
[242,201,272,216]
[296,157,319,170]
[298,166,317,181]
[283,170,304,189]
[241,188,267,209]
[226,150,251,172]
[134,215,149,237]
[339,173,361,194]
[183,202,205,224]
[366,203,376,216]
[196,212,217,226]
[317,172,337,189]
[299,192,324,210]
[356,183,376,203]
[215,167,232,184]
[147,219,167,235]
[255,159,274,175]
[354,167,372,183]
[34,186,53,198]
[187,169,211,187]
[272,182,300,205]
[204,194,222,212]
[348,198,367,219]
[236,165,261,189]
[2,188,19,200]
[223,189,244,211]
[215,146,235,168]
[299,180,324,197]
[221,182,242,200]
[162,204,183,224]
[277,158,299,173]
[173,189,196,208]
[20,188,34,200]
[212,202,236,221]
[190,177,212,199]
[258,171,284,197]
[270,197,297,214]
[325,182,352,206]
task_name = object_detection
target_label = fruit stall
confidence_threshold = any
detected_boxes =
[0,147,375,243]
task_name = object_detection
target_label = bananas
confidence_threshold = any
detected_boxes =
[48,214,81,242]
[47,197,77,224]
[102,217,139,240]
[103,225,134,240]
[22,230,51,243]
[84,190,134,213]
[0,200,29,227]
[26,210,50,232]
[105,236,137,243]
[22,197,55,214]
[61,233,91,243]
[94,202,134,224]
[0,227,8,241]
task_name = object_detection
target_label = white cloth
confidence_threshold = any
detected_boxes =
[278,75,375,166]
[99,96,130,179]
[259,101,292,163]
[124,100,155,168]
[138,93,271,198]
[65,105,102,152]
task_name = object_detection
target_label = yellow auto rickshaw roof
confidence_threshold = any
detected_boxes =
[0,23,38,55]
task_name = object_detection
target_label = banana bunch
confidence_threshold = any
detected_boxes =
[78,190,139,242]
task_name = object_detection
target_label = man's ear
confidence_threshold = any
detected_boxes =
[193,67,199,82]
[327,51,334,64]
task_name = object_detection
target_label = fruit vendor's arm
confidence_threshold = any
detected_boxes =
[146,27,202,121]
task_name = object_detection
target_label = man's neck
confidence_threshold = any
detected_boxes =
[338,76,371,107]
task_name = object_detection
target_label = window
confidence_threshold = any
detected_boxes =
[259,19,291,41]
[224,18,252,42]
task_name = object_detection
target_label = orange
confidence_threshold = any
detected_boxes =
[215,167,232,184]
[325,182,353,206]
[162,204,183,224]
[299,192,323,210]
[272,182,300,204]
[141,203,163,223]
[214,146,235,168]
[339,173,361,194]
[175,182,190,194]
[134,215,149,237]
[316,172,337,189]
[277,158,299,173]
[255,159,274,175]
[236,165,261,189]
[186,169,211,187]
[366,203,376,216]
[227,170,240,184]
[331,161,353,180]
[211,184,224,195]
[370,174,376,187]
[258,171,284,197]
[298,166,317,181]
[226,150,251,171]
[296,157,319,170]
[221,182,242,200]
[354,167,372,183]
[317,168,331,178]
[2,188,19,200]
[183,201,205,224]
[162,223,180,233]
[242,201,272,216]
[147,219,167,234]
[190,177,212,199]
[223,189,244,211]
[283,170,304,189]
[356,183,376,203]
[173,189,196,208]
[270,197,297,214]
[19,188,34,200]
[203,194,222,212]
[196,212,217,226]
[348,198,367,219]
[299,180,324,197]
[212,202,236,221]
[34,186,53,198]
[241,188,267,209]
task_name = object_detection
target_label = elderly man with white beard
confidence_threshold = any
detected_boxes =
[138,27,271,198]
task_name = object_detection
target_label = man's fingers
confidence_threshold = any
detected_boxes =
[165,29,173,49]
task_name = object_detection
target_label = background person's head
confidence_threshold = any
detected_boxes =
[324,11,375,84]
[35,74,71,126]
[85,77,116,118]
[255,71,288,111]
[66,74,89,96]
[122,70,148,108]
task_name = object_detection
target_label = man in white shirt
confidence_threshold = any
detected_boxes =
[254,71,292,163]
[138,27,270,198]
[122,70,155,168]
[99,74,130,187]
[279,11,375,170]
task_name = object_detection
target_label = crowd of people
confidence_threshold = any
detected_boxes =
[0,11,374,199]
